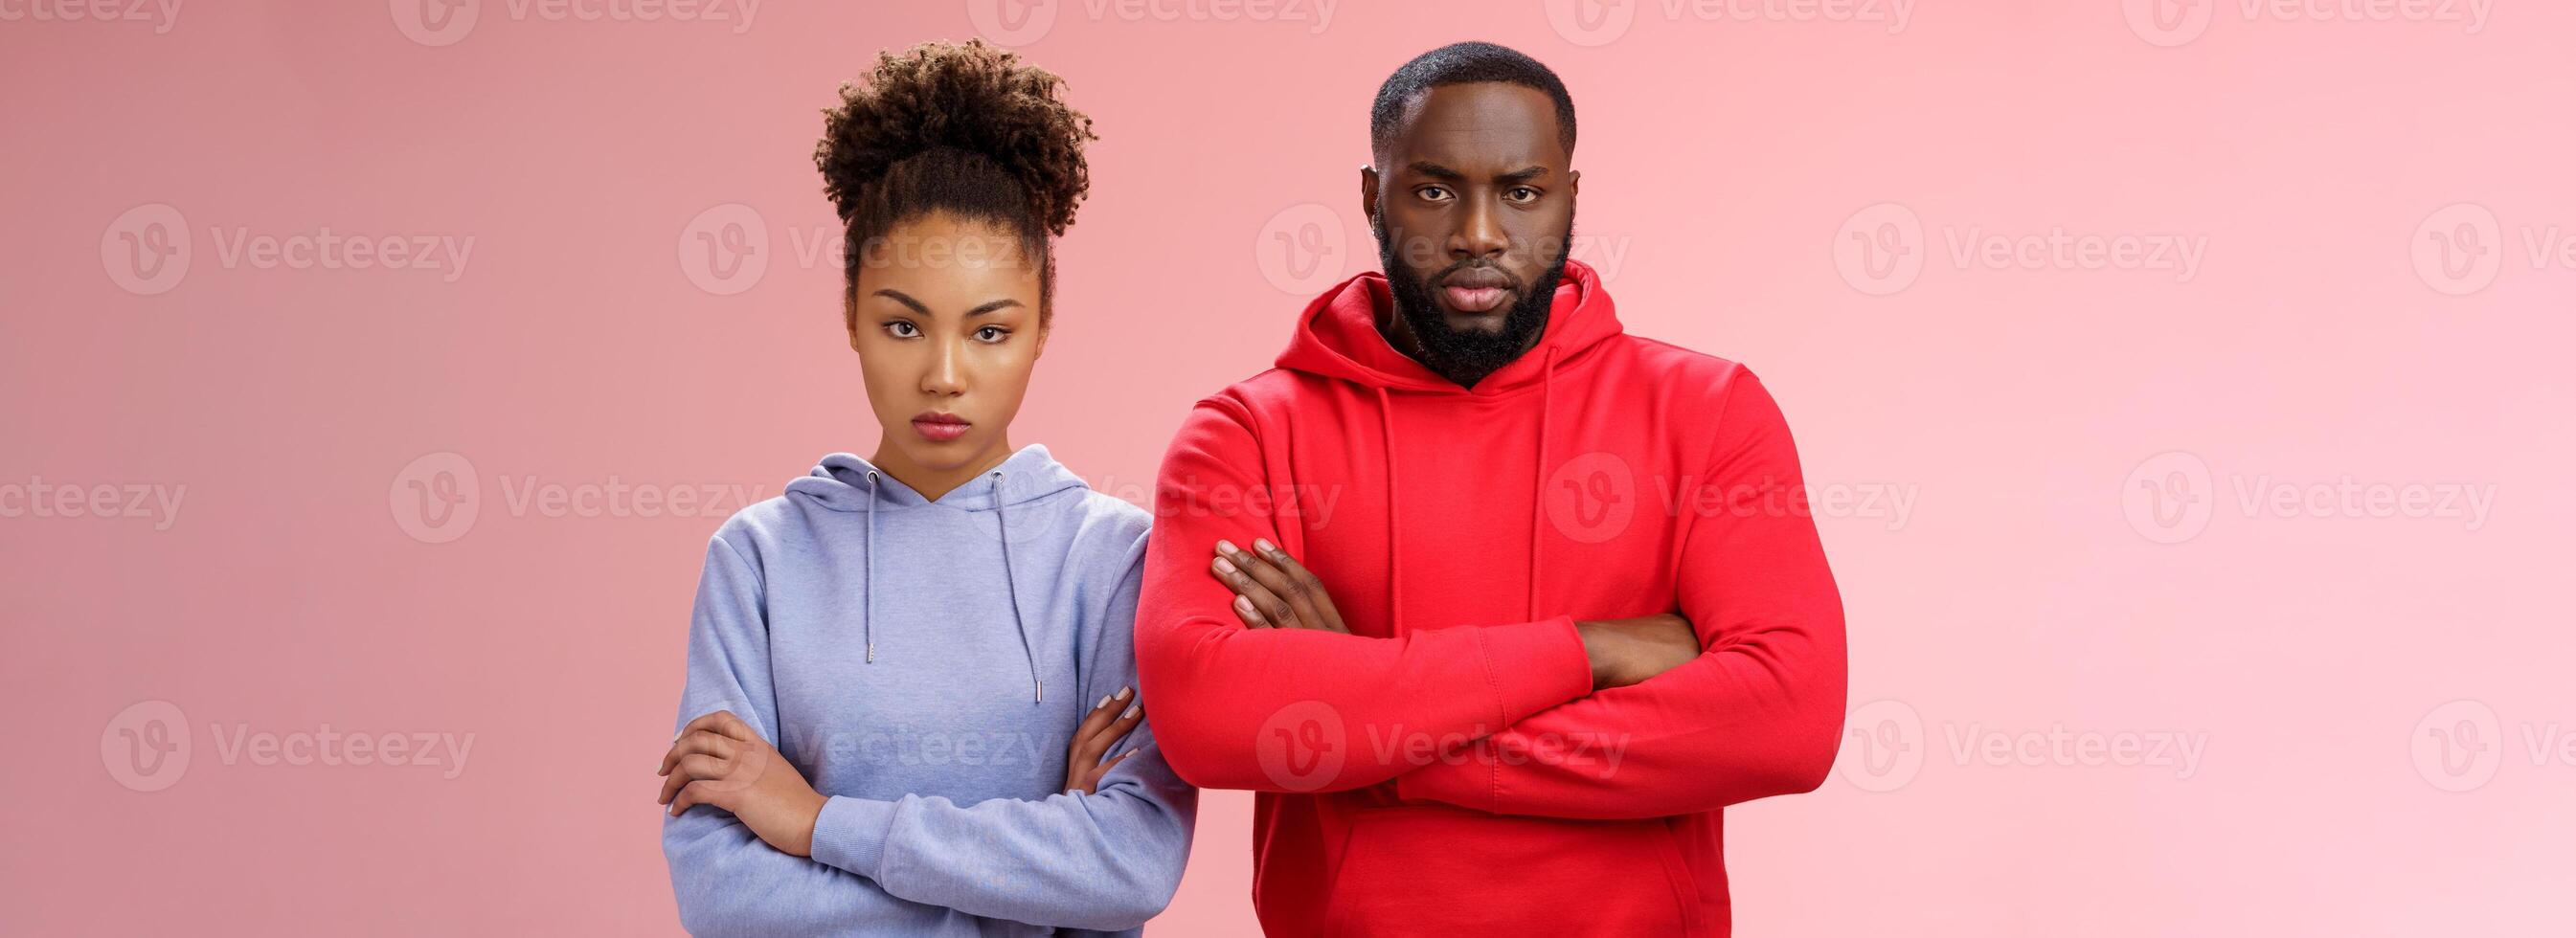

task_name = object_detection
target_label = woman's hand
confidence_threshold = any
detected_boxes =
[1063,686,1144,793]
[658,709,828,857]
[1209,538,1350,633]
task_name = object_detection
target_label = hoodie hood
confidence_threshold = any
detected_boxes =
[780,443,1092,702]
[785,443,1091,512]
[1272,260,1622,635]
[1275,258,1623,395]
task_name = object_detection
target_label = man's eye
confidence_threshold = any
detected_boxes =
[1417,186,1452,203]
[1506,187,1541,203]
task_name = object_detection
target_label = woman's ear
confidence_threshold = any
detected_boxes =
[844,293,862,352]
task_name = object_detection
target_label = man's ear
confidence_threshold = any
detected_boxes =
[1358,163,1381,232]
[1568,168,1580,198]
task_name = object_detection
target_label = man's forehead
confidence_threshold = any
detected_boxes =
[1383,82,1565,168]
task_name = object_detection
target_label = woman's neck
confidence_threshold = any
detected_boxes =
[869,435,1015,502]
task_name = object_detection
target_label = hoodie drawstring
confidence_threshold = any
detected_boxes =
[1375,387,1405,637]
[992,470,1044,704]
[864,470,879,664]
[1527,345,1557,622]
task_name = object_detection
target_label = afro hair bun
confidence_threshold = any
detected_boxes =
[815,38,1096,238]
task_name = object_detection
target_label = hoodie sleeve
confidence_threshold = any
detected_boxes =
[664,533,972,937]
[1136,396,1598,793]
[1392,369,1849,820]
[803,539,1198,933]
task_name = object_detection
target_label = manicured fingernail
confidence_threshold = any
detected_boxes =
[1121,704,1141,720]
[1254,538,1277,555]
[1096,694,1113,710]
[1234,595,1260,620]
[1115,686,1133,702]
[1213,556,1238,576]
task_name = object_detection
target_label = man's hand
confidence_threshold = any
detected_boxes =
[1211,538,1699,690]
[1063,685,1145,793]
[658,710,828,857]
[1574,614,1703,690]
[1210,539,1350,633]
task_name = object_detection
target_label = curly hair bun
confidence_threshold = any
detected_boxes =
[815,38,1096,238]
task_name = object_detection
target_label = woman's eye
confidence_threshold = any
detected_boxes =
[883,321,920,338]
[974,326,1009,344]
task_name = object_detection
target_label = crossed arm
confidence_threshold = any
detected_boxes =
[1138,373,1845,820]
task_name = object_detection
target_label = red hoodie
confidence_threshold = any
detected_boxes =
[1136,260,1846,936]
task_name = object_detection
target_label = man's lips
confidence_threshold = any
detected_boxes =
[1440,269,1514,314]
[912,412,970,442]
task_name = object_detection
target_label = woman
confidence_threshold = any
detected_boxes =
[655,40,1193,936]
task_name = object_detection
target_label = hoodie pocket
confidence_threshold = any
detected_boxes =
[1321,805,1698,937]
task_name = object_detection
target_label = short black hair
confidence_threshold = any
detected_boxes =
[1369,41,1576,159]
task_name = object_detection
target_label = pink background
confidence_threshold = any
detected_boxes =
[7,0,2572,933]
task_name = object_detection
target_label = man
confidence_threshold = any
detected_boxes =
[1135,41,1847,936]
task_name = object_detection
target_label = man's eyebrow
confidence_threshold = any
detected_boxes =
[1404,162,1553,184]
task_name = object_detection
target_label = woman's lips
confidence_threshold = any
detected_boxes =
[912,413,970,442]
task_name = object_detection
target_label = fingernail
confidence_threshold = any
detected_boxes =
[1121,704,1141,720]
[1216,539,1238,556]
[1115,686,1133,702]
[1254,538,1277,555]
[1234,595,1260,619]
[1096,694,1112,710]
[1213,556,1238,576]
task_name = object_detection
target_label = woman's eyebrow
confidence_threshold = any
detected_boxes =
[871,288,930,314]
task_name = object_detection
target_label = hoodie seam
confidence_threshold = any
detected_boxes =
[1468,627,1506,810]
[709,533,766,598]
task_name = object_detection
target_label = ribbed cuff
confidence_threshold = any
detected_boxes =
[809,795,899,878]
[1477,614,1593,726]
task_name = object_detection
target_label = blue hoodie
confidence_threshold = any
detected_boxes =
[664,444,1196,936]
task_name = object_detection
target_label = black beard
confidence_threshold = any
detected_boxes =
[1373,221,1571,389]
